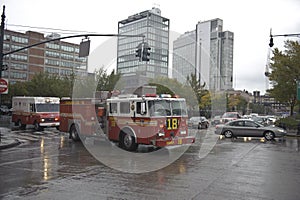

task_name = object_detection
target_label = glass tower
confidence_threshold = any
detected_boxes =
[117,8,169,80]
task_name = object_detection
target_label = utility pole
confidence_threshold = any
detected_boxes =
[0,5,6,108]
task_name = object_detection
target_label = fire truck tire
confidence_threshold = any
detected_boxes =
[119,130,138,151]
[34,121,44,131]
[16,120,26,130]
[70,125,80,142]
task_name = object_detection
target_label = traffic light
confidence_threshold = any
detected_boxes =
[1,64,8,71]
[142,43,151,62]
[269,36,274,47]
[135,43,143,60]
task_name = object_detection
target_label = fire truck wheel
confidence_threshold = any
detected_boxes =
[70,125,80,142]
[120,130,138,151]
[16,120,26,130]
[34,121,44,131]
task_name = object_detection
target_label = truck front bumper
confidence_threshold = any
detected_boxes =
[152,136,195,147]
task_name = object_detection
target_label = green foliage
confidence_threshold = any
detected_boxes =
[186,73,210,111]
[268,40,300,116]
[275,116,299,130]
[96,68,122,92]
[5,69,121,103]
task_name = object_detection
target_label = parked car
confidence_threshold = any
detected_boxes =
[215,119,287,141]
[220,112,241,123]
[188,116,209,129]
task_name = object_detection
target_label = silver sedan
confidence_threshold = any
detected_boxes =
[215,119,287,140]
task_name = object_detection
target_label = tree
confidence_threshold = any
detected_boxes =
[186,73,210,113]
[96,68,121,92]
[268,40,300,116]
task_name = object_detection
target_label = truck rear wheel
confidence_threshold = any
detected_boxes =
[119,130,138,151]
[70,125,80,142]
[16,120,26,130]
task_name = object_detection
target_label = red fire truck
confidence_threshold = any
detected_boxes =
[12,96,60,131]
[59,94,195,151]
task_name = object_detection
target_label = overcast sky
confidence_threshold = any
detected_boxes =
[2,0,300,94]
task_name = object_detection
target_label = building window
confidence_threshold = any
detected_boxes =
[45,67,59,74]
[11,44,28,53]
[45,58,60,66]
[10,71,27,80]
[11,35,28,44]
[60,69,72,76]
[61,53,74,60]
[10,62,28,70]
[61,45,74,52]
[61,61,74,68]
[46,43,60,50]
[46,50,60,58]
[11,54,28,61]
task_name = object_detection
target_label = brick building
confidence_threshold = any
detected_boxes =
[2,30,88,84]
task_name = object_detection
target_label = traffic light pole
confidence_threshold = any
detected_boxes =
[269,29,300,47]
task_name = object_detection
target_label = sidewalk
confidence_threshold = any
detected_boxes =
[0,127,21,150]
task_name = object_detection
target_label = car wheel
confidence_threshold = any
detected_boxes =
[198,123,201,129]
[223,130,233,138]
[264,131,275,141]
[205,123,209,129]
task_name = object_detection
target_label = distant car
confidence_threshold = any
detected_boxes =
[0,105,10,115]
[188,116,209,129]
[211,115,221,125]
[215,119,287,140]
[220,112,241,123]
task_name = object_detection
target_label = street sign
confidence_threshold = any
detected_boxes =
[0,78,8,94]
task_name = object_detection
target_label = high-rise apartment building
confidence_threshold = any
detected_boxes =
[173,18,234,91]
[117,7,169,81]
[2,30,88,84]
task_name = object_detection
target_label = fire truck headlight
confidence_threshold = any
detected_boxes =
[41,118,45,122]
[180,130,186,135]
[157,132,165,137]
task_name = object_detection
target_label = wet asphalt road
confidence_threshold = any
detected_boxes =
[0,127,300,200]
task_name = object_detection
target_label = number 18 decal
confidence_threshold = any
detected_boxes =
[166,118,179,130]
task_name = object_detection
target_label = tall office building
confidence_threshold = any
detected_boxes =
[2,30,88,84]
[117,7,170,82]
[173,18,234,91]
[172,31,196,84]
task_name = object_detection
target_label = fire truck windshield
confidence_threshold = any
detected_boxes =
[148,99,187,117]
[36,103,59,112]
